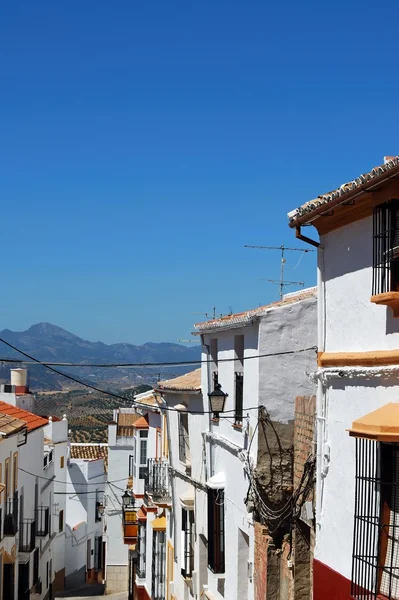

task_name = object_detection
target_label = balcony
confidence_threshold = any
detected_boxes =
[19,519,36,553]
[4,492,18,536]
[35,506,49,537]
[145,458,171,504]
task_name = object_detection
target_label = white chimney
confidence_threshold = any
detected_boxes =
[10,369,27,387]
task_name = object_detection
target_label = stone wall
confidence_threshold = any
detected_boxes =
[106,564,129,594]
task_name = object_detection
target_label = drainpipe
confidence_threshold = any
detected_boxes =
[158,395,178,562]
[315,243,326,529]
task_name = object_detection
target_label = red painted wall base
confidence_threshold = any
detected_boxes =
[314,559,352,600]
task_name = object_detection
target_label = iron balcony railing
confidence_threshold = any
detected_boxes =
[145,459,171,503]
[19,519,36,553]
[35,506,49,537]
[4,491,18,536]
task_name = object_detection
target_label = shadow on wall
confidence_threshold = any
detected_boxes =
[323,219,372,282]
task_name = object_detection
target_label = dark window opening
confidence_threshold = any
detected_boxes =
[151,529,166,600]
[137,521,147,579]
[207,488,225,574]
[58,510,64,533]
[181,509,195,578]
[178,412,190,464]
[212,371,219,390]
[373,200,399,295]
[234,372,244,425]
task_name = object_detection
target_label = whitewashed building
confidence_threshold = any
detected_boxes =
[287,155,399,599]
[192,291,316,600]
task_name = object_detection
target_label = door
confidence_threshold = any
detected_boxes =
[18,562,30,600]
[4,564,14,600]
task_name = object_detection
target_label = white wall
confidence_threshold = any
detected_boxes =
[322,215,399,352]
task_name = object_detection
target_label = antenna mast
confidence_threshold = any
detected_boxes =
[244,244,314,300]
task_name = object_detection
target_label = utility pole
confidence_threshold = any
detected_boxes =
[244,244,314,300]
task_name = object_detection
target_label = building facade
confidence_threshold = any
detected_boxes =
[288,155,399,599]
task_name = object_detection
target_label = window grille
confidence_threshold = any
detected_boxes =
[137,522,146,578]
[178,413,190,464]
[207,488,225,573]
[234,372,244,424]
[151,530,166,600]
[373,200,399,295]
[181,509,195,578]
[351,439,399,599]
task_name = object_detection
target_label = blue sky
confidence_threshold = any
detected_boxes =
[1,1,398,345]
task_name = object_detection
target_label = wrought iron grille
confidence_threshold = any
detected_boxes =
[145,458,170,500]
[19,519,36,553]
[234,372,244,425]
[373,200,399,296]
[137,521,146,579]
[351,439,399,599]
[151,530,166,600]
[181,508,195,578]
[36,506,49,537]
[207,488,225,573]
[4,491,18,536]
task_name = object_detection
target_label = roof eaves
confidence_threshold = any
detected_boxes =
[288,156,399,226]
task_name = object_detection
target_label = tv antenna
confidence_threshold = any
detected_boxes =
[244,244,314,300]
[178,339,200,344]
[192,307,222,320]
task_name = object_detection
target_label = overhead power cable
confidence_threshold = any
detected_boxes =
[0,337,316,414]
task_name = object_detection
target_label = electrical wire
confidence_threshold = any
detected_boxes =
[19,466,123,486]
[0,336,316,368]
[0,336,316,414]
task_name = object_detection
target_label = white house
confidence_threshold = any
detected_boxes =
[65,451,106,589]
[287,155,399,599]
[155,369,207,600]
[193,289,316,600]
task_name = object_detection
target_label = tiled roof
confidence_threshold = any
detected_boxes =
[134,392,159,407]
[157,369,201,392]
[70,443,108,472]
[194,288,316,333]
[117,412,141,427]
[133,415,149,429]
[288,156,399,224]
[0,402,48,433]
[0,413,27,436]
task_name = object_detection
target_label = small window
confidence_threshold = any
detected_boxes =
[5,458,10,499]
[60,456,64,469]
[234,373,244,425]
[12,453,18,492]
[373,200,399,295]
[208,488,225,573]
[178,412,190,464]
[58,509,64,532]
[181,509,195,578]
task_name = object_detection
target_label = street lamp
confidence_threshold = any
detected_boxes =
[208,383,228,419]
[122,489,133,508]
[96,502,105,517]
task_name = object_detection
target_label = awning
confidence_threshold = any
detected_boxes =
[348,403,399,441]
[206,472,225,489]
[151,515,167,531]
[179,487,195,508]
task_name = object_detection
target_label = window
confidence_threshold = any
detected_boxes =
[181,509,194,578]
[33,548,39,585]
[5,458,10,499]
[151,529,166,600]
[139,430,148,480]
[156,429,162,459]
[94,536,103,571]
[12,453,18,492]
[129,454,134,477]
[207,488,225,573]
[60,456,64,469]
[210,339,218,390]
[178,412,190,464]
[234,373,244,425]
[58,509,64,533]
[137,521,147,579]
[351,439,399,598]
[373,200,399,295]
[95,489,103,522]
[163,414,168,458]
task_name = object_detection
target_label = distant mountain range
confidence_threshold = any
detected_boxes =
[0,323,201,391]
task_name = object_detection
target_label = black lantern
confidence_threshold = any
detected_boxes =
[122,489,133,508]
[208,383,227,418]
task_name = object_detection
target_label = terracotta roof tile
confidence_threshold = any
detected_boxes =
[134,393,159,407]
[0,413,27,436]
[0,402,48,433]
[194,287,316,333]
[157,369,201,392]
[117,412,141,427]
[70,444,108,472]
[133,415,149,429]
[289,156,399,224]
